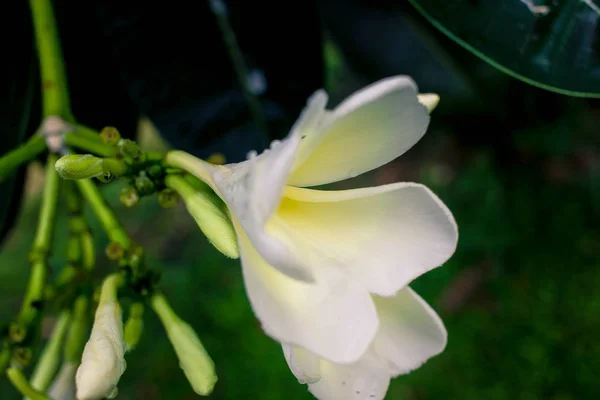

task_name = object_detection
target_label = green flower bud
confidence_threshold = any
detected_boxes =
[118,139,144,164]
[164,175,238,258]
[151,293,217,396]
[120,187,140,208]
[99,126,121,145]
[80,231,95,271]
[135,174,155,196]
[157,188,179,208]
[105,242,124,261]
[66,235,81,264]
[64,296,89,363]
[147,164,163,179]
[127,246,144,271]
[55,155,104,180]
[124,302,144,351]
[13,347,33,366]
[9,322,26,343]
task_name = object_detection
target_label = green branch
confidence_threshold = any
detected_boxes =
[0,135,46,182]
[64,129,118,158]
[18,154,60,327]
[29,0,73,120]
[7,367,50,400]
[27,310,71,396]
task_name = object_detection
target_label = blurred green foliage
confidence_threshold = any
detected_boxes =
[2,117,599,399]
[1,36,600,400]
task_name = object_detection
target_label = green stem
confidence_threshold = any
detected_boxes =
[208,0,269,140]
[18,154,60,326]
[0,348,10,373]
[7,367,50,400]
[32,155,60,254]
[28,311,71,396]
[0,135,46,182]
[74,124,105,143]
[64,131,117,157]
[29,0,73,121]
[75,179,132,250]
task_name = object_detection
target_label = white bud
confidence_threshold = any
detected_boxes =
[48,362,77,400]
[75,275,126,400]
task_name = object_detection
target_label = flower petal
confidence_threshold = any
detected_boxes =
[167,141,315,281]
[277,183,458,296]
[237,228,378,363]
[211,135,318,281]
[371,287,447,376]
[283,344,390,400]
[283,343,322,384]
[288,76,430,187]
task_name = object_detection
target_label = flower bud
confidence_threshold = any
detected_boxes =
[48,362,77,400]
[76,274,126,400]
[120,187,140,208]
[55,155,104,180]
[105,242,124,261]
[124,302,144,351]
[99,126,121,145]
[80,230,95,271]
[164,175,238,258]
[157,188,179,208]
[64,296,89,363]
[147,164,163,179]
[118,139,144,164]
[151,293,217,395]
[134,174,155,195]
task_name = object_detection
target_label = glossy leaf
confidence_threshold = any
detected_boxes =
[408,0,600,97]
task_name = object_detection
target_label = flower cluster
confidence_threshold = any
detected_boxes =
[166,76,458,399]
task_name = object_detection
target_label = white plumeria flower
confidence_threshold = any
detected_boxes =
[75,275,126,400]
[283,287,446,400]
[165,76,458,365]
[48,362,77,400]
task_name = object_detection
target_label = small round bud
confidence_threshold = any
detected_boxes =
[13,347,33,366]
[135,175,155,196]
[105,242,124,261]
[120,187,140,208]
[100,126,121,145]
[147,164,163,179]
[55,154,104,180]
[158,188,179,208]
[9,323,26,343]
[128,246,144,270]
[118,139,144,164]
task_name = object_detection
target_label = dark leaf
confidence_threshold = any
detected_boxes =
[408,0,600,97]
